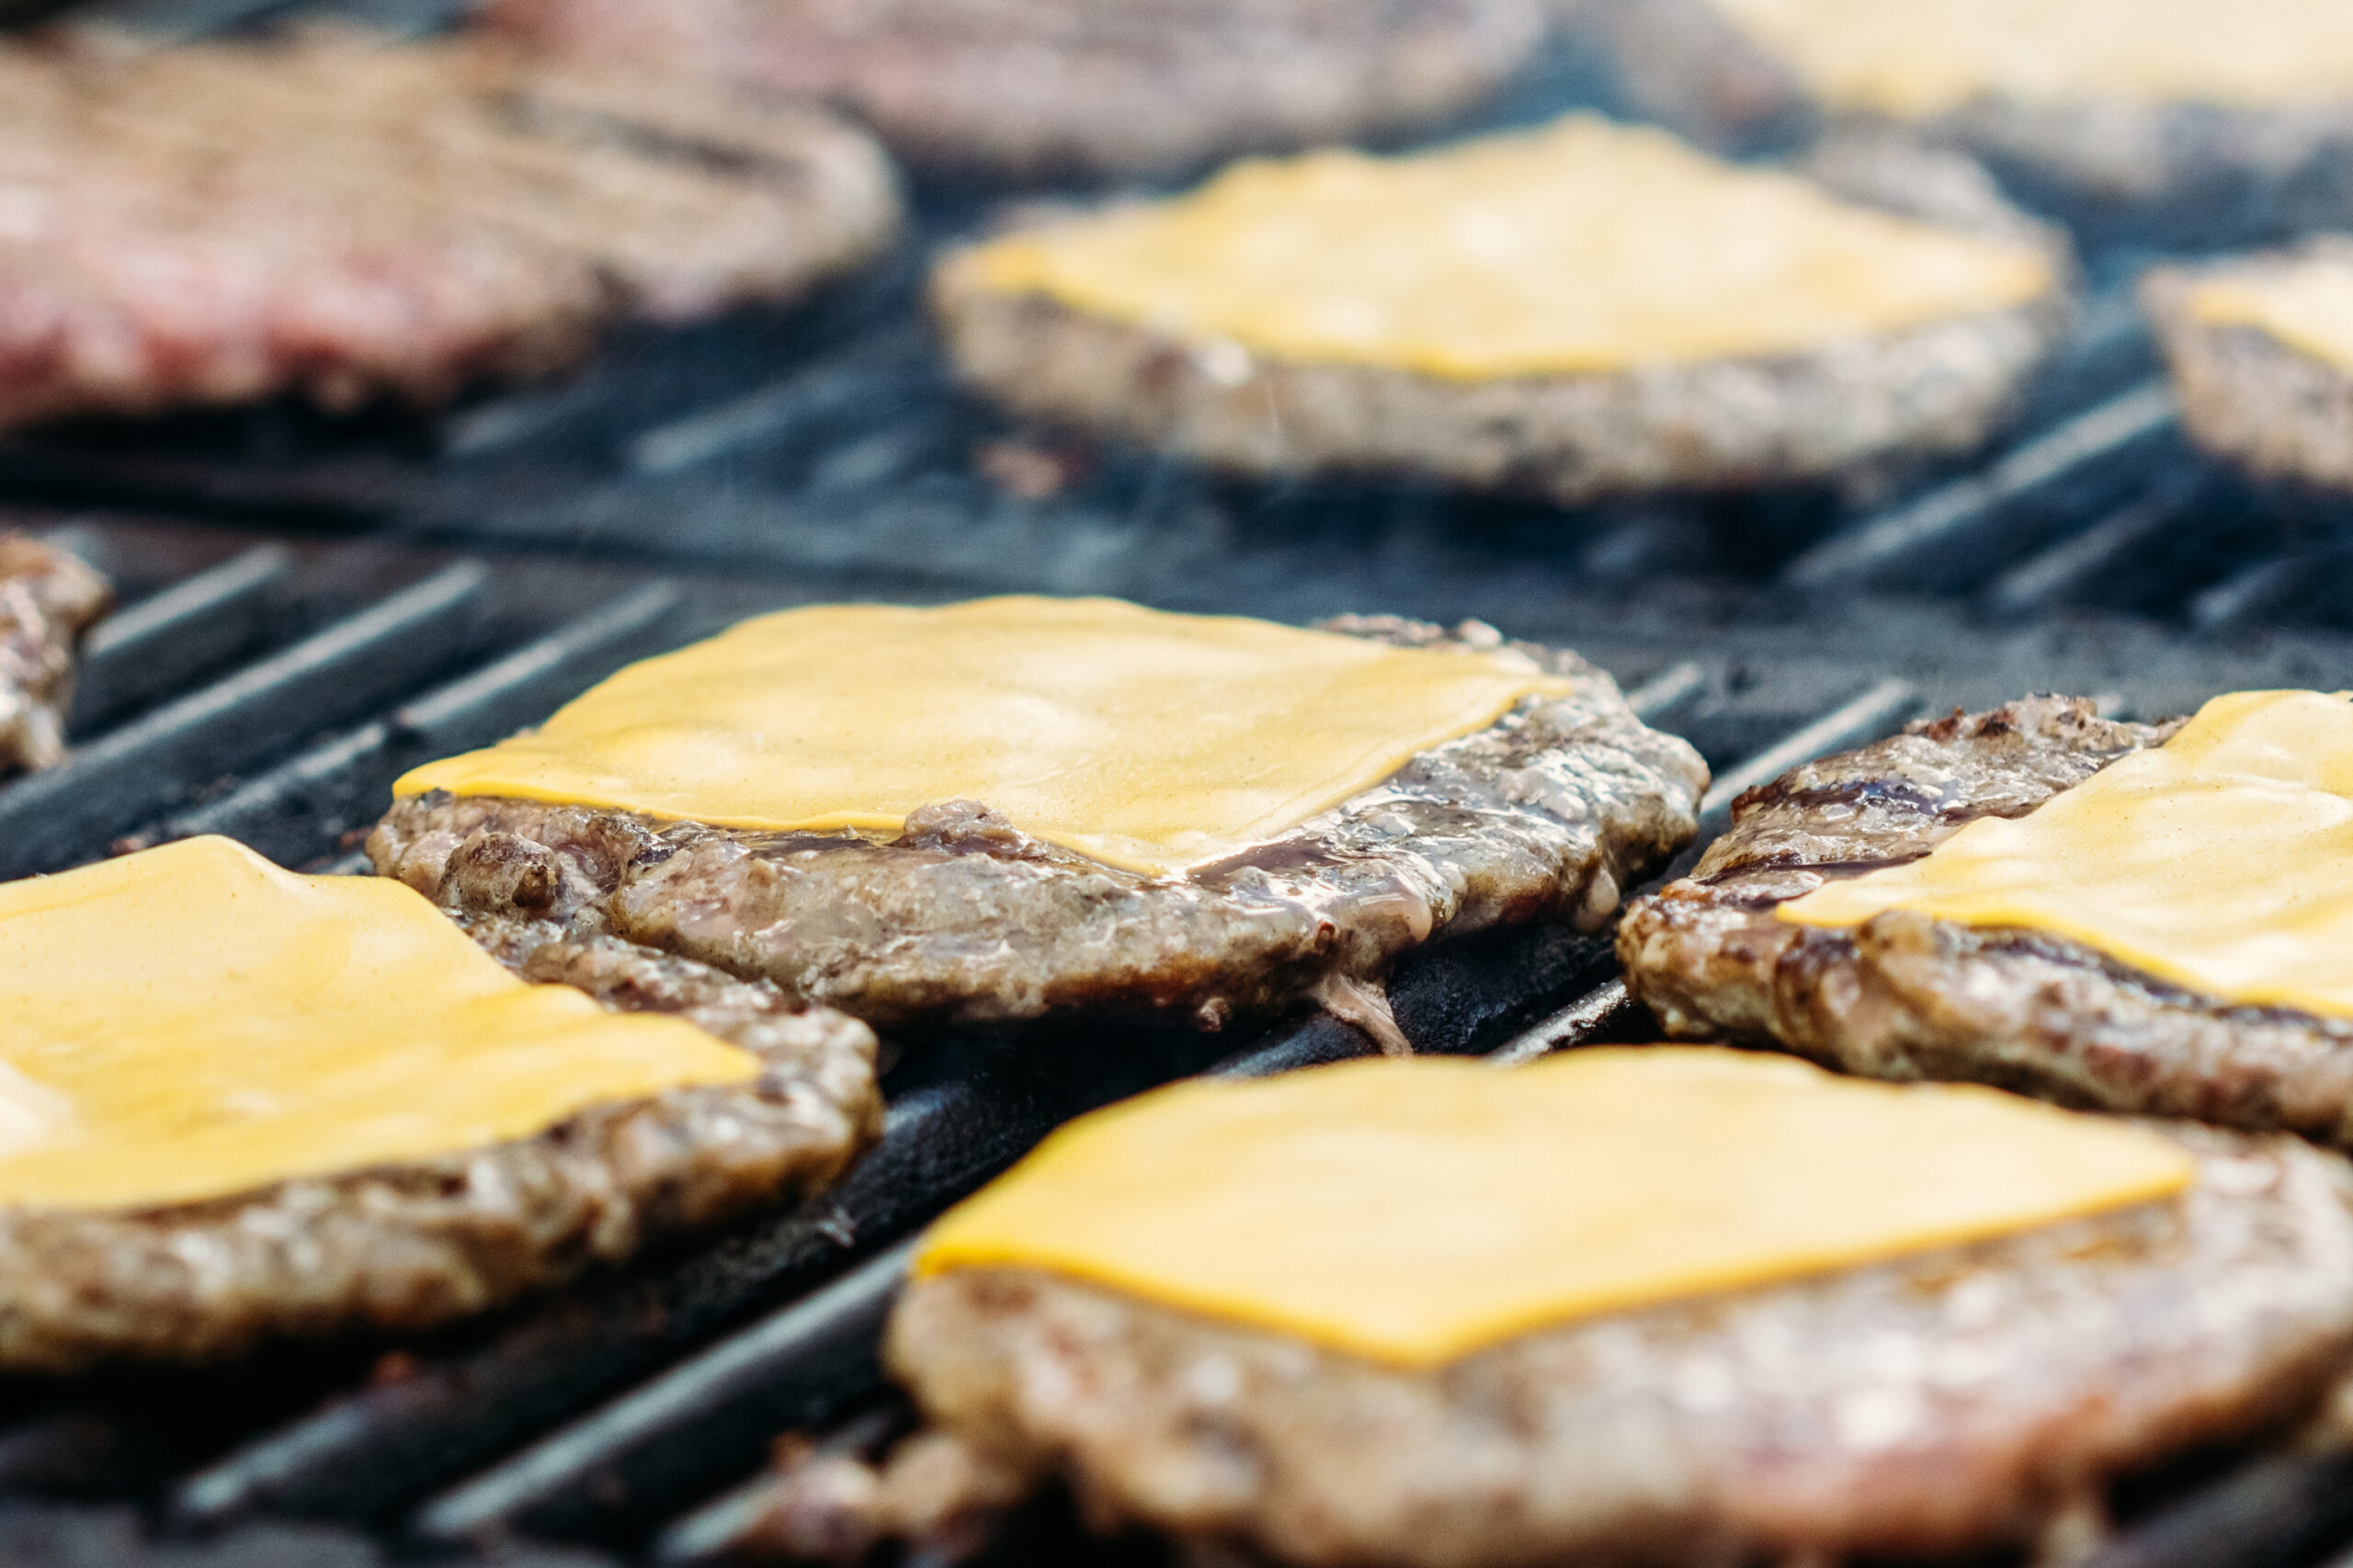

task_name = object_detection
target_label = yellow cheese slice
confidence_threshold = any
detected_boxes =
[394,596,1577,878]
[1781,690,2353,1018]
[0,835,757,1211]
[943,114,2052,381]
[915,1048,2192,1367]
[1711,0,2353,116]
[2184,257,2353,375]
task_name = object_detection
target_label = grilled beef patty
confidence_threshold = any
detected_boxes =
[369,618,1707,1038]
[1608,697,2353,1141]
[769,1125,2353,1567]
[483,0,1545,181]
[1571,0,2353,238]
[930,133,2068,504]
[0,536,107,778]
[0,919,880,1370]
[0,29,899,430]
[2145,242,2353,493]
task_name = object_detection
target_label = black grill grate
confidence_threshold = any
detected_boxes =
[0,509,2336,1566]
[6,0,2353,1562]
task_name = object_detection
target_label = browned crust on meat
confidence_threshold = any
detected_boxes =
[483,0,1545,181]
[0,30,901,429]
[869,1126,2353,1567]
[0,919,881,1371]
[926,153,2070,504]
[369,619,1708,1035]
[1615,697,2353,1144]
[1567,0,2353,224]
[0,535,108,778]
[2145,243,2353,492]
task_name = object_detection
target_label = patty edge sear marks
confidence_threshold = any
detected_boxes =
[1616,696,2353,1143]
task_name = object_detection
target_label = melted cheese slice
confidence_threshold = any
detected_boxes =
[915,1049,2192,1366]
[0,835,756,1211]
[945,115,2053,380]
[2184,256,2353,374]
[394,597,1576,878]
[1782,691,2353,1017]
[1712,0,2353,116]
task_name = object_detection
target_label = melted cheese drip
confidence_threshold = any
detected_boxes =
[395,597,1576,878]
[0,836,757,1211]
[2185,257,2353,374]
[1781,691,2353,1017]
[946,115,2053,380]
[1713,0,2353,116]
[915,1049,2192,1367]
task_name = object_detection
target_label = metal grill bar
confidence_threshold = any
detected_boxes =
[0,562,487,880]
[1782,382,2182,593]
[413,1240,921,1549]
[161,583,684,864]
[1982,494,2185,620]
[1486,978,1636,1066]
[625,327,937,478]
[1695,678,1921,835]
[2188,554,2320,636]
[2086,1450,2353,1568]
[70,544,290,731]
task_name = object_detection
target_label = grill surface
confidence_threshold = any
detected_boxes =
[6,0,2353,1563]
[0,506,2342,1568]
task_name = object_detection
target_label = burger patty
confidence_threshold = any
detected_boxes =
[0,535,108,778]
[369,618,1708,1037]
[929,135,2068,504]
[0,29,900,430]
[2145,243,2353,492]
[483,0,1545,181]
[0,918,881,1370]
[1573,0,2353,237]
[1608,697,2353,1141]
[829,1125,2353,1567]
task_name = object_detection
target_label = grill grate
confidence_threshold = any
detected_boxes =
[0,510,2337,1565]
[0,1,2339,654]
[5,0,2353,1562]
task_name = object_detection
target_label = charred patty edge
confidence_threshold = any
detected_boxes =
[1618,695,2353,1144]
[0,921,881,1371]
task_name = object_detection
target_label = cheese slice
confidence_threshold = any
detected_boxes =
[1711,0,2353,116]
[915,1048,2193,1367]
[945,114,2053,381]
[394,596,1577,878]
[1782,690,2353,1018]
[0,835,757,1211]
[2184,256,2353,375]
